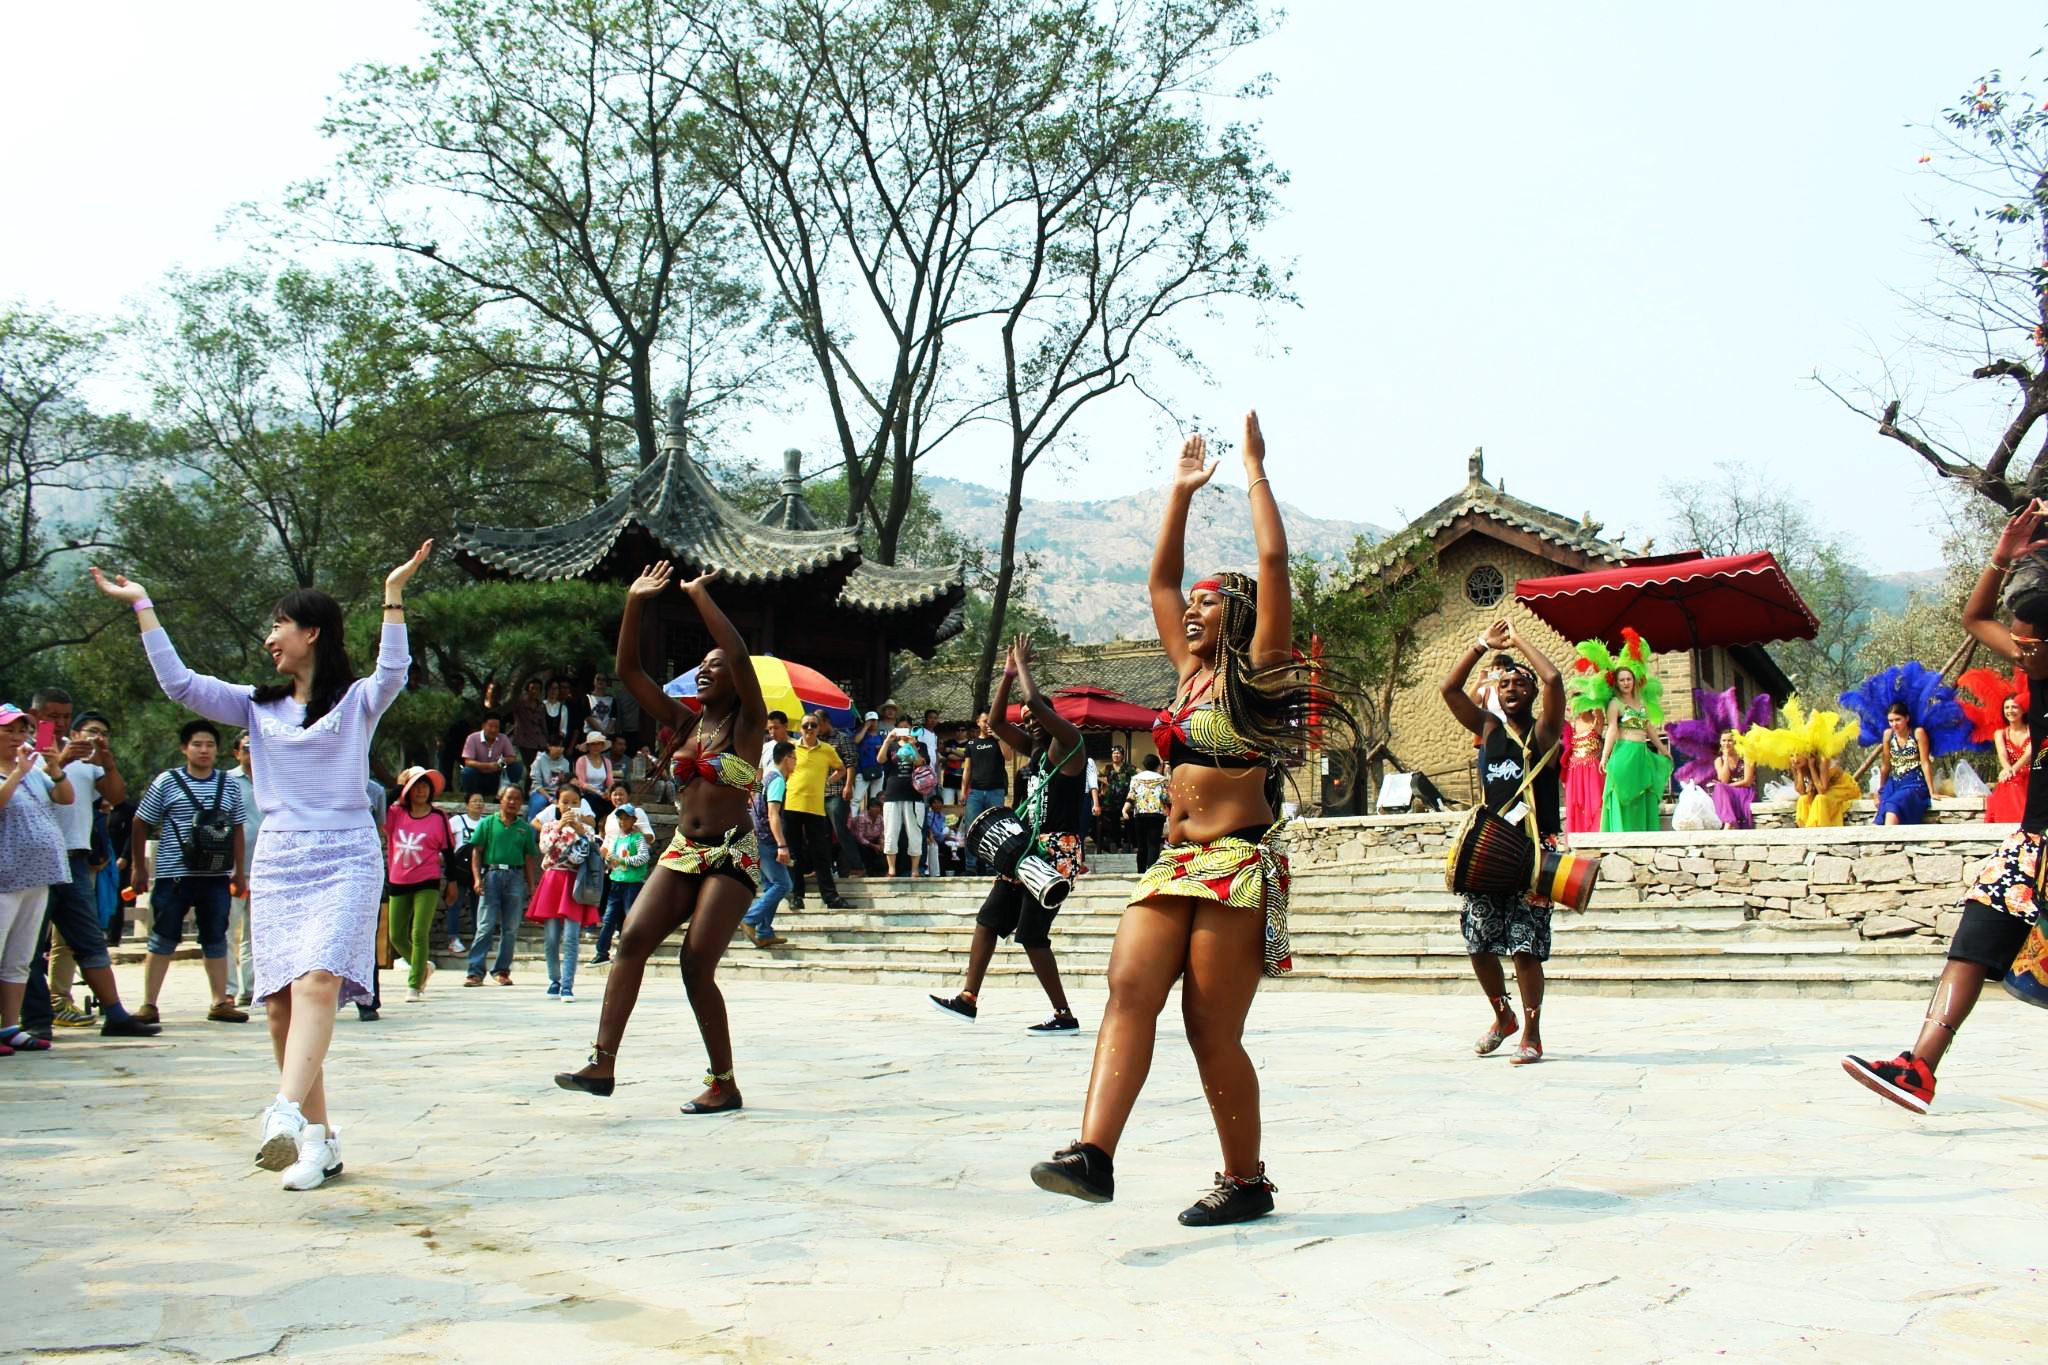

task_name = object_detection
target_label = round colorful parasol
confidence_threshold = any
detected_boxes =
[665,655,856,731]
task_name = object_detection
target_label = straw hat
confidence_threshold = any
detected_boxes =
[395,765,446,800]
[583,731,609,749]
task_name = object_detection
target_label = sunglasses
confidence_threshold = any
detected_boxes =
[802,722,818,731]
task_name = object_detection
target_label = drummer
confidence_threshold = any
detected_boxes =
[926,634,1089,1032]
[1843,499,2048,1113]
[1439,617,1568,1065]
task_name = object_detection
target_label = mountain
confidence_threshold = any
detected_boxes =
[1864,567,1945,617]
[923,476,1387,643]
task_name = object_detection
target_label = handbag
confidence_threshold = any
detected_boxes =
[912,763,939,796]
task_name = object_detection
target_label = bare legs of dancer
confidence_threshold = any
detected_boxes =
[957,922,1072,1014]
[568,865,752,1108]
[266,971,340,1126]
[1468,952,1544,1059]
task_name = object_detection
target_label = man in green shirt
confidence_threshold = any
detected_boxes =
[465,785,541,986]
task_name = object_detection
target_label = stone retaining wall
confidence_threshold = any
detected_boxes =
[1286,813,2007,947]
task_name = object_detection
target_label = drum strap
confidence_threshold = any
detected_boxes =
[1498,724,1562,847]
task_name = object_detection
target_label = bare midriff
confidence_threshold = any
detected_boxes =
[1164,765,1273,846]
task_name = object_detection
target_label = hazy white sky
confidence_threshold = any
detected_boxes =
[6,2,2044,569]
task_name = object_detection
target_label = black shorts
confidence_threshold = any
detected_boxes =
[976,877,1059,949]
[1946,902,2033,978]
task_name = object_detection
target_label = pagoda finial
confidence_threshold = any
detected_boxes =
[665,393,687,437]
[1466,446,1486,488]
[782,448,804,488]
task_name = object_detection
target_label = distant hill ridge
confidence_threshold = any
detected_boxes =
[923,475,1386,644]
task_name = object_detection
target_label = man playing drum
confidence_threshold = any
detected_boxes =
[1439,618,1568,1065]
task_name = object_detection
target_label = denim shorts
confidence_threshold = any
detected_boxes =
[148,876,233,958]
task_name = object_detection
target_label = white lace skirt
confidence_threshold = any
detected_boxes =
[249,826,383,1007]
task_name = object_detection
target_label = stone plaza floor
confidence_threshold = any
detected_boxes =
[3,960,2045,1363]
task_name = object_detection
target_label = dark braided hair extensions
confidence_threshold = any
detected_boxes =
[1207,570,1362,799]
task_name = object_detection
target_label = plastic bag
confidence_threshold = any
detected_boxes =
[1762,778,1797,804]
[1951,762,1991,799]
[1672,781,1723,831]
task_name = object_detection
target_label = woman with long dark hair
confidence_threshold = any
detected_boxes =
[553,562,766,1113]
[1031,412,1319,1226]
[92,541,430,1190]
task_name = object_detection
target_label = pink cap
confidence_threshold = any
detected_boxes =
[0,704,27,727]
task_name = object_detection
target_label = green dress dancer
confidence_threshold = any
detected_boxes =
[1568,629,1673,833]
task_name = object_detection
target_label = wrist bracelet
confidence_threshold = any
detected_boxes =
[1003,668,1018,678]
[383,602,405,612]
[1992,558,2014,573]
[1472,635,1490,653]
[133,597,153,613]
[1248,476,1271,496]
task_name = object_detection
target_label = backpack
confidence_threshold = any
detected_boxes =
[167,770,235,876]
[912,762,939,796]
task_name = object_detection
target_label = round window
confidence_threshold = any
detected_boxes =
[1464,563,1505,608]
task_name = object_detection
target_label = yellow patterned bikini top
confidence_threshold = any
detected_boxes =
[1154,674,1267,770]
[673,748,759,791]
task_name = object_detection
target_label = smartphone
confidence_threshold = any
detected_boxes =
[34,720,56,753]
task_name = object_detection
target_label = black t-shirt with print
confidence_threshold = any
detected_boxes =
[882,737,926,802]
[964,736,1006,791]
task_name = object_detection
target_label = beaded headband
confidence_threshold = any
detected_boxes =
[1189,577,1253,604]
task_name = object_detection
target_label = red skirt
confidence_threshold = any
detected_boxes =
[1565,760,1605,835]
[1988,771,2029,824]
[525,867,600,927]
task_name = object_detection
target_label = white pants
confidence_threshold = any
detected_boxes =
[882,800,924,857]
[226,894,255,998]
[0,885,50,984]
[851,773,884,806]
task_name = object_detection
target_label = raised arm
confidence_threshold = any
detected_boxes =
[1012,635,1084,769]
[1241,411,1293,670]
[1150,432,1218,675]
[366,540,430,717]
[1966,500,2048,667]
[92,568,253,726]
[680,569,766,737]
[1439,620,1511,737]
[614,562,692,735]
[986,641,1036,754]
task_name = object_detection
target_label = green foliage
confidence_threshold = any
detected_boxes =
[1301,533,1444,747]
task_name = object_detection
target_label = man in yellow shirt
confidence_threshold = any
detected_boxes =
[783,712,850,910]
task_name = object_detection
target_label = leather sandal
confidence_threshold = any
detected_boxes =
[681,1070,743,1115]
[554,1044,616,1096]
[1473,996,1517,1056]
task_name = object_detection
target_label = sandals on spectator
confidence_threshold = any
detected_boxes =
[1,1028,52,1052]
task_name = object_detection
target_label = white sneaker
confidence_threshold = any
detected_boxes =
[281,1124,342,1190]
[405,987,424,1003]
[448,939,467,954]
[256,1099,306,1170]
[392,956,409,974]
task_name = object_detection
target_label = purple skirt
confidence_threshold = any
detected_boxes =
[249,826,383,1007]
[1711,783,1755,830]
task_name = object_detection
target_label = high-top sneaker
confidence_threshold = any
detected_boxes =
[256,1099,306,1171]
[1842,1051,1936,1114]
[281,1125,343,1191]
[1178,1167,1277,1227]
[1030,1141,1114,1203]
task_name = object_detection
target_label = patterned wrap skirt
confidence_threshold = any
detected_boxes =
[1960,827,2046,922]
[1130,820,1292,977]
[657,823,760,892]
[249,826,383,1008]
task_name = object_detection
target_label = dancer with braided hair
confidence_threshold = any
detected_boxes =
[1032,411,1329,1227]
[553,562,766,1115]
[1843,500,2048,1113]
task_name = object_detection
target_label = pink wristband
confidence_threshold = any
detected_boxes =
[133,598,154,613]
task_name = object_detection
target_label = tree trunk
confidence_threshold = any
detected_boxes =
[972,449,1032,715]
[629,338,659,471]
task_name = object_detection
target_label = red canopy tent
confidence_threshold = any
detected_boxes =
[1005,686,1158,731]
[1514,551,1818,650]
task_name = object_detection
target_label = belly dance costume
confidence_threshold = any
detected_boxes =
[1875,730,1931,825]
[1599,705,1672,833]
[1563,729,1604,834]
[657,749,762,892]
[1133,677,1292,977]
[1987,731,2030,824]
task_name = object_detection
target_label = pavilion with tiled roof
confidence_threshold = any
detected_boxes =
[452,399,964,716]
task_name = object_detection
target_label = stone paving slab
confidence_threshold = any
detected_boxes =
[3,961,2045,1363]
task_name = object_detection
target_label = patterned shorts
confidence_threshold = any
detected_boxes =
[1130,821,1292,977]
[658,825,760,894]
[1460,891,1553,962]
[1960,827,2045,921]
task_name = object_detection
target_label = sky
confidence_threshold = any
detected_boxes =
[6,1,2045,572]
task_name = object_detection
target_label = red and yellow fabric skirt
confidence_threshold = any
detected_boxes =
[1130,820,1292,977]
[658,823,760,891]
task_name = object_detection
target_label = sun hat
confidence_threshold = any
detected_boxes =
[583,731,608,748]
[395,765,446,800]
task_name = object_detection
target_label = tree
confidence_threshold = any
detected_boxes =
[1859,498,2003,676]
[290,0,775,487]
[1303,532,1443,800]
[0,304,142,688]
[1661,461,1873,698]
[1821,62,2048,512]
[966,0,1287,710]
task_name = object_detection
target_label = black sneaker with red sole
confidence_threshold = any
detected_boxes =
[1841,1051,1935,1114]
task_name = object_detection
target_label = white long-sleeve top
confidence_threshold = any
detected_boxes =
[143,622,410,833]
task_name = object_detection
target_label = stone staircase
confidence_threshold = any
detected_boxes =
[429,849,1948,999]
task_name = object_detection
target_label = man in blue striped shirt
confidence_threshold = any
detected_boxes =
[132,719,248,1025]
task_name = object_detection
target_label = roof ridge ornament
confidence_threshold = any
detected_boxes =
[1466,446,1486,490]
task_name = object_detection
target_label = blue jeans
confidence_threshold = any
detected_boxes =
[596,878,643,958]
[744,841,791,936]
[468,868,526,977]
[961,787,1004,874]
[544,917,582,993]
[444,885,474,943]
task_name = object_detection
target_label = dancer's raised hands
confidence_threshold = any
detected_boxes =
[1243,410,1266,467]
[627,561,675,600]
[1172,432,1218,494]
[88,567,148,603]
[385,540,434,595]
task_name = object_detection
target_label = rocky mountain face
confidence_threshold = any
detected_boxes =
[925,476,1386,643]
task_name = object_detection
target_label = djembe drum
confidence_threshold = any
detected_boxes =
[965,805,1073,909]
[1444,805,1600,910]
[2002,921,2048,1010]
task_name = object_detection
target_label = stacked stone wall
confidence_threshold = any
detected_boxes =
[1287,813,2006,948]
